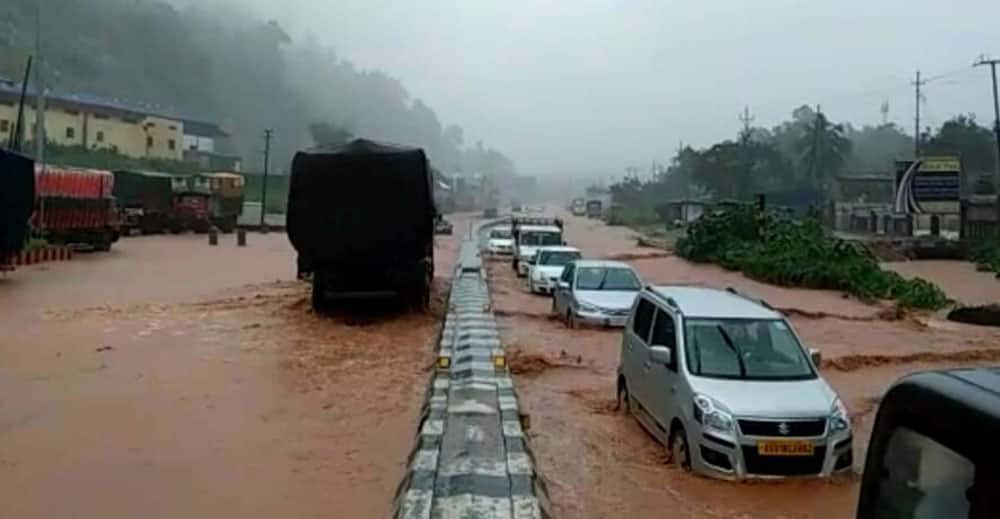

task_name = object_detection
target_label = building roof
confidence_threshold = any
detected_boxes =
[647,285,780,320]
[0,79,226,137]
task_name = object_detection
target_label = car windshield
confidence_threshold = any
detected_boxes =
[490,229,512,239]
[520,231,562,246]
[575,267,641,291]
[538,250,581,266]
[684,318,816,380]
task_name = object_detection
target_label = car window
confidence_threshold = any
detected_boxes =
[873,426,975,518]
[539,250,581,266]
[684,318,815,380]
[650,309,677,370]
[520,231,561,246]
[631,298,655,343]
[575,267,641,291]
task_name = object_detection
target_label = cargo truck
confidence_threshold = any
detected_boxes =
[196,172,244,233]
[571,198,586,217]
[34,165,119,251]
[287,139,435,310]
[113,170,175,234]
[586,199,603,219]
[1,149,35,269]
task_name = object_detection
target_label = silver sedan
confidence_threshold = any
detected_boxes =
[552,260,643,328]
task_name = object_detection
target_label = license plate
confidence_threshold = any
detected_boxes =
[757,440,814,456]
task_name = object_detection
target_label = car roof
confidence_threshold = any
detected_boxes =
[571,259,634,269]
[518,225,561,232]
[535,246,580,253]
[646,285,781,319]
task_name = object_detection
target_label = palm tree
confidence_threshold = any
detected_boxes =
[796,110,851,191]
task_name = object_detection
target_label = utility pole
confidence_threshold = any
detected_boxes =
[260,129,273,229]
[33,0,45,167]
[738,106,755,199]
[913,70,927,158]
[974,57,1000,194]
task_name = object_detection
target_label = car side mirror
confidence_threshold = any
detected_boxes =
[809,348,822,367]
[649,346,672,366]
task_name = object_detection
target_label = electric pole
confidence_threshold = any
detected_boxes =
[260,129,273,229]
[33,0,46,167]
[913,70,927,158]
[974,57,1000,193]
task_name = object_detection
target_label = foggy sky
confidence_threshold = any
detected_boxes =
[177,0,1000,175]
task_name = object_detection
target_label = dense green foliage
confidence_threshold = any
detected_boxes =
[610,105,997,221]
[1,0,515,176]
[43,143,200,174]
[970,239,1000,274]
[676,204,949,310]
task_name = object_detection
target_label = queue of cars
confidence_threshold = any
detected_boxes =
[485,218,854,481]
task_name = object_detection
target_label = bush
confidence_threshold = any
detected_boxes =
[970,239,1000,274]
[676,203,949,310]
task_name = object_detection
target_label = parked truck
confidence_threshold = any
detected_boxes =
[113,170,175,234]
[586,199,603,219]
[287,139,436,310]
[0,149,35,269]
[195,172,244,233]
[35,165,119,251]
[571,198,586,217]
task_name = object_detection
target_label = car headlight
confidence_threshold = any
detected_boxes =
[830,398,850,432]
[693,394,734,433]
[577,301,599,313]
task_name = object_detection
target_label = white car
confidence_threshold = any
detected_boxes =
[486,227,514,255]
[617,286,852,480]
[527,246,582,295]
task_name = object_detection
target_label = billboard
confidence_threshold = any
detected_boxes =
[893,156,961,214]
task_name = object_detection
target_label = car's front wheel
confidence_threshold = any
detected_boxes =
[670,426,692,471]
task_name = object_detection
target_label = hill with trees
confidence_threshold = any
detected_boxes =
[0,0,515,176]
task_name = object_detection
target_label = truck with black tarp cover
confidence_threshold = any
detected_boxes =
[1,149,35,268]
[287,139,435,310]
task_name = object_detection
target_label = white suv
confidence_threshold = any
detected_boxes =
[617,285,852,479]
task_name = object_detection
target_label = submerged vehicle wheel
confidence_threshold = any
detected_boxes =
[670,426,692,471]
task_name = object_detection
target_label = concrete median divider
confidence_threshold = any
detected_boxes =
[394,238,549,518]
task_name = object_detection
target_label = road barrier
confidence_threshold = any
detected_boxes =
[394,238,549,518]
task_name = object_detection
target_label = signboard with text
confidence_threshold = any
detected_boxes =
[894,156,961,214]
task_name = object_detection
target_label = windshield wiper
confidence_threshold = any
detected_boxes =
[595,270,610,290]
[716,325,747,377]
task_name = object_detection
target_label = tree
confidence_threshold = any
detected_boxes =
[797,110,851,191]
[308,122,353,147]
[844,123,911,174]
[924,115,996,175]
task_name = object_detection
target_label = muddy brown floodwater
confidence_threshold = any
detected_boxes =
[490,213,1000,519]
[0,218,470,518]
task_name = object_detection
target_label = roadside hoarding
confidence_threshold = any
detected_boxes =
[894,156,961,214]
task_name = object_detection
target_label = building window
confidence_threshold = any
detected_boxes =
[65,109,80,116]
[66,126,75,139]
[93,113,110,120]
[168,125,177,131]
[146,122,156,128]
[0,120,8,133]
[96,130,105,143]
[111,145,119,153]
[146,136,154,149]
[168,139,176,151]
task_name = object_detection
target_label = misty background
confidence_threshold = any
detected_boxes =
[2,0,999,180]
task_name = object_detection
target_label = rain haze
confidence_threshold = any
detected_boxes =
[178,0,1000,175]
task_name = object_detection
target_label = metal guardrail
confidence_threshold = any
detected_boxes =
[393,238,548,518]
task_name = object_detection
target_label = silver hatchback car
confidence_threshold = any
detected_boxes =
[552,260,642,328]
[617,285,853,479]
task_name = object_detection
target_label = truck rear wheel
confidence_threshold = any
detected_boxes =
[311,273,330,313]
